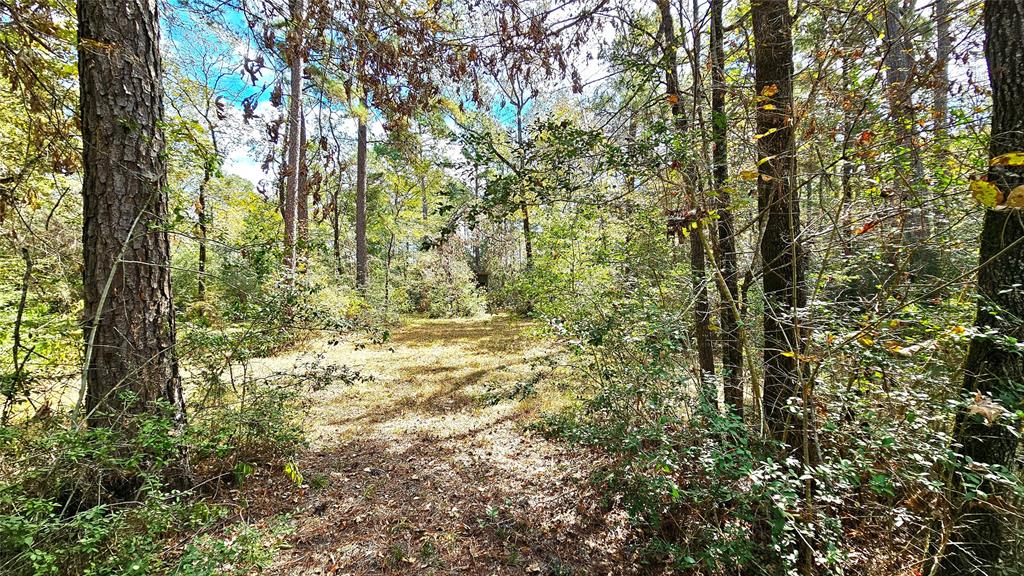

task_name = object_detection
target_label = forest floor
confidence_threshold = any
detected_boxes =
[239,315,634,575]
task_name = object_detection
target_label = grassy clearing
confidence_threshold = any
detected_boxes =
[240,314,629,575]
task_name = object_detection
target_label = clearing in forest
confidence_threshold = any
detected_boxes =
[244,315,632,575]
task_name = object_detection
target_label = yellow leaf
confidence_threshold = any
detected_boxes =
[858,336,874,346]
[780,351,796,358]
[990,151,1024,167]
[739,169,759,181]
[970,179,1004,207]
[761,83,779,97]
[1005,185,1024,208]
[762,103,777,110]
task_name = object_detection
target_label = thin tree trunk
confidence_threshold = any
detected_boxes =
[658,0,714,396]
[933,0,951,145]
[283,0,304,275]
[884,1,928,265]
[521,201,533,268]
[197,167,210,304]
[333,169,342,276]
[297,112,308,267]
[355,108,368,292]
[939,2,1024,573]
[78,0,183,426]
[710,0,742,415]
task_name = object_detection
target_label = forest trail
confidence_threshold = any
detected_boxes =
[247,315,630,575]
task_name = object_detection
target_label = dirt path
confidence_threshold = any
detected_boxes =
[247,315,631,575]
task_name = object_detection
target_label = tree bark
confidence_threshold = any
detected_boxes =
[355,109,369,292]
[78,0,183,425]
[939,2,1024,573]
[710,0,742,415]
[334,167,342,276]
[933,0,951,144]
[884,1,928,263]
[197,166,210,304]
[752,0,806,447]
[658,0,715,395]
[297,112,308,267]
[283,0,304,276]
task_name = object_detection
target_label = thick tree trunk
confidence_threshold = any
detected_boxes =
[78,0,183,425]
[355,110,368,292]
[939,2,1024,573]
[710,0,742,415]
[752,0,806,447]
[283,0,304,275]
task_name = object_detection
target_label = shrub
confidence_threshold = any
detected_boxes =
[405,243,486,318]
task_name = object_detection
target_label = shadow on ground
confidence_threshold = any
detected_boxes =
[242,315,634,575]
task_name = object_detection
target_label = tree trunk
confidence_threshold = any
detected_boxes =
[197,167,210,305]
[884,1,928,266]
[658,0,715,395]
[297,112,308,267]
[283,0,304,276]
[334,168,342,276]
[355,110,368,292]
[939,2,1024,573]
[933,0,951,144]
[78,0,184,425]
[753,0,806,447]
[521,201,533,268]
[710,0,742,416]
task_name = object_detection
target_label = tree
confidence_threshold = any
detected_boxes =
[78,0,184,425]
[709,0,742,415]
[283,0,305,276]
[752,0,806,447]
[940,1,1024,573]
[355,104,369,292]
[657,0,714,395]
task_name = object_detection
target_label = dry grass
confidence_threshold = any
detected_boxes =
[240,314,634,575]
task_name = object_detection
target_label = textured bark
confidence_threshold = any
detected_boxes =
[78,0,183,425]
[933,0,951,142]
[355,111,368,292]
[197,167,210,304]
[521,201,533,268]
[658,0,715,392]
[333,169,342,276]
[297,112,309,264]
[283,0,304,275]
[752,0,805,445]
[710,0,742,415]
[884,1,928,256]
[939,2,1024,573]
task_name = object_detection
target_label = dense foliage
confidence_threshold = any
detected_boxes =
[1,0,1022,574]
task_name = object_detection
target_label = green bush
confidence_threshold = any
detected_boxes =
[405,246,486,318]
[0,343,360,575]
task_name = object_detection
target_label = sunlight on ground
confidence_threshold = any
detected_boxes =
[242,314,627,575]
[298,314,565,448]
